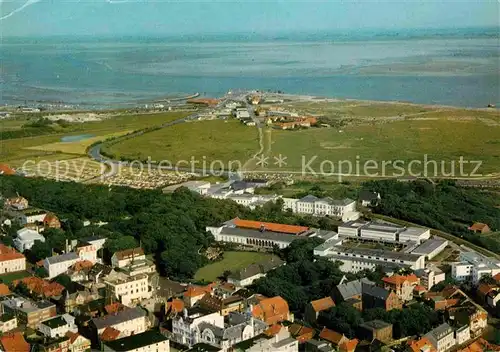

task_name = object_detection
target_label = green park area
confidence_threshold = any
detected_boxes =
[104,119,259,168]
[194,251,273,283]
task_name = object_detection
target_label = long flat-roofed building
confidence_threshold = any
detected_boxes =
[314,245,425,274]
[451,250,500,284]
[338,220,430,244]
[411,238,448,260]
[207,218,335,249]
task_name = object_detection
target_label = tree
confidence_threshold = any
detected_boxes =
[318,303,363,338]
[27,240,52,262]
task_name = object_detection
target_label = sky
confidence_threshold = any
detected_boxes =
[0,0,498,37]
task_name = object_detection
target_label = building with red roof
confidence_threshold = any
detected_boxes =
[382,274,419,302]
[305,296,335,323]
[0,244,26,274]
[43,213,61,229]
[251,296,291,325]
[0,332,30,352]
[468,222,491,234]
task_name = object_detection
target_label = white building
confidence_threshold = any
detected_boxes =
[0,315,17,333]
[338,220,430,244]
[39,314,77,338]
[14,228,45,252]
[314,242,425,274]
[235,325,299,352]
[172,308,224,347]
[0,244,26,274]
[227,257,284,287]
[103,330,169,352]
[411,238,448,260]
[163,181,212,195]
[79,235,107,252]
[111,248,146,269]
[44,253,80,279]
[75,242,98,263]
[172,309,266,351]
[282,195,356,218]
[15,208,47,225]
[226,194,279,209]
[415,265,446,291]
[425,323,456,352]
[91,307,148,337]
[454,325,470,346]
[451,251,500,284]
[104,272,152,307]
[207,218,321,250]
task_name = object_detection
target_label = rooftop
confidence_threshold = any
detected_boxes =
[91,306,146,330]
[104,330,168,351]
[45,252,79,265]
[113,247,145,261]
[41,316,67,329]
[310,296,335,312]
[229,218,309,235]
[329,246,423,262]
[360,319,392,331]
[336,278,374,300]
[0,244,24,262]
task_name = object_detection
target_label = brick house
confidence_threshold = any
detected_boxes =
[382,274,419,302]
[251,296,291,325]
[468,223,491,234]
[362,284,402,311]
[358,320,393,343]
[304,296,335,324]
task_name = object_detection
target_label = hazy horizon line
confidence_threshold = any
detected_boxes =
[2,25,498,39]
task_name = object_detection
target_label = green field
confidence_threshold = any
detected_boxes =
[262,114,500,176]
[105,119,259,168]
[194,251,273,282]
[1,111,189,164]
[0,271,31,284]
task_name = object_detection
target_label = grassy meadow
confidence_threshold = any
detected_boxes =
[104,119,259,168]
[194,251,273,282]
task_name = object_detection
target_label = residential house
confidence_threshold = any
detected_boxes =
[304,297,335,324]
[0,332,30,352]
[79,235,107,252]
[103,271,152,307]
[102,330,170,352]
[407,337,437,352]
[332,278,375,310]
[477,283,495,303]
[75,242,98,263]
[0,314,17,333]
[13,276,64,299]
[4,196,29,210]
[251,296,292,325]
[318,327,358,352]
[227,256,284,287]
[183,284,214,308]
[197,294,244,317]
[0,283,10,296]
[358,191,381,207]
[288,323,315,344]
[61,289,101,313]
[486,289,500,308]
[39,314,78,338]
[424,323,456,352]
[233,324,299,352]
[362,284,402,311]
[171,307,224,347]
[0,244,26,274]
[468,223,491,234]
[43,213,61,229]
[14,228,45,252]
[88,263,113,284]
[65,331,91,352]
[111,248,145,269]
[382,274,419,302]
[90,306,148,342]
[197,311,267,351]
[454,325,471,346]
[15,207,48,225]
[44,252,80,279]
[165,298,185,318]
[415,265,446,291]
[36,335,71,352]
[1,295,56,328]
[66,260,94,282]
[358,320,393,343]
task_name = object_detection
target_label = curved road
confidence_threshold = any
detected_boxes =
[88,110,243,181]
